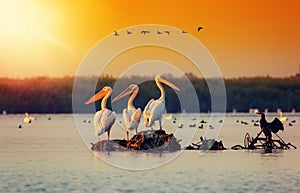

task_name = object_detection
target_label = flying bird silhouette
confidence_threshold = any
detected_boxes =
[197,27,203,32]
[114,31,119,36]
[182,30,188,34]
[141,30,150,35]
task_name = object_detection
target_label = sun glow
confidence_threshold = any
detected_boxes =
[0,0,74,77]
[0,0,72,53]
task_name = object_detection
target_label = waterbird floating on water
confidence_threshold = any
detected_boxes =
[126,30,132,35]
[164,31,170,35]
[178,124,183,128]
[143,75,180,130]
[24,112,35,123]
[200,119,207,124]
[85,86,116,142]
[279,112,288,122]
[189,124,196,127]
[254,122,260,127]
[112,84,141,140]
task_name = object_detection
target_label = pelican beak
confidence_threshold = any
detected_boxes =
[159,77,180,91]
[85,89,107,104]
[112,85,135,103]
[256,112,262,117]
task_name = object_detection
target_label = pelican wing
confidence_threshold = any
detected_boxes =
[143,99,166,127]
[143,99,154,125]
[143,99,154,116]
[123,108,141,131]
[122,108,131,129]
[94,109,116,136]
[150,99,165,121]
[132,108,142,122]
[94,110,104,136]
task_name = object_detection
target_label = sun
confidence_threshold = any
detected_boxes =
[0,1,50,37]
[0,0,72,53]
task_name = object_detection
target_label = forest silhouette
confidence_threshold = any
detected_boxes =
[0,74,299,114]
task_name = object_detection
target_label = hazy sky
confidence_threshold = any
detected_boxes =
[0,0,299,78]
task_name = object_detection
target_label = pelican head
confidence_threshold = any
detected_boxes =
[85,86,112,104]
[112,84,138,103]
[155,75,180,91]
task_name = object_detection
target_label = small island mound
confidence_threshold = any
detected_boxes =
[91,129,181,152]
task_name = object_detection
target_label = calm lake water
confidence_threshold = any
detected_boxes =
[0,113,299,193]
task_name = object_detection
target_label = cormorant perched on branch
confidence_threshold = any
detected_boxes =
[256,112,284,141]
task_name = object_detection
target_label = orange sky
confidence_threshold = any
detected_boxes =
[0,0,299,78]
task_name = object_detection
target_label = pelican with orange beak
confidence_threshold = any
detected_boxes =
[112,84,141,140]
[143,75,180,130]
[85,86,116,142]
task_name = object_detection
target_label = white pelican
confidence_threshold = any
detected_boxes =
[143,75,180,130]
[85,86,116,142]
[24,112,35,123]
[279,112,288,122]
[112,84,141,140]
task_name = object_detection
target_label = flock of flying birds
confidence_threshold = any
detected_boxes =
[113,27,203,36]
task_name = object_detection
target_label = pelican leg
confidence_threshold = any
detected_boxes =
[107,129,110,141]
[159,119,162,130]
[97,134,101,142]
[126,130,129,141]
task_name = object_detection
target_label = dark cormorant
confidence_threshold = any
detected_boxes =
[256,112,284,141]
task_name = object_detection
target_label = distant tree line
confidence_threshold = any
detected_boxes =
[0,74,299,114]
